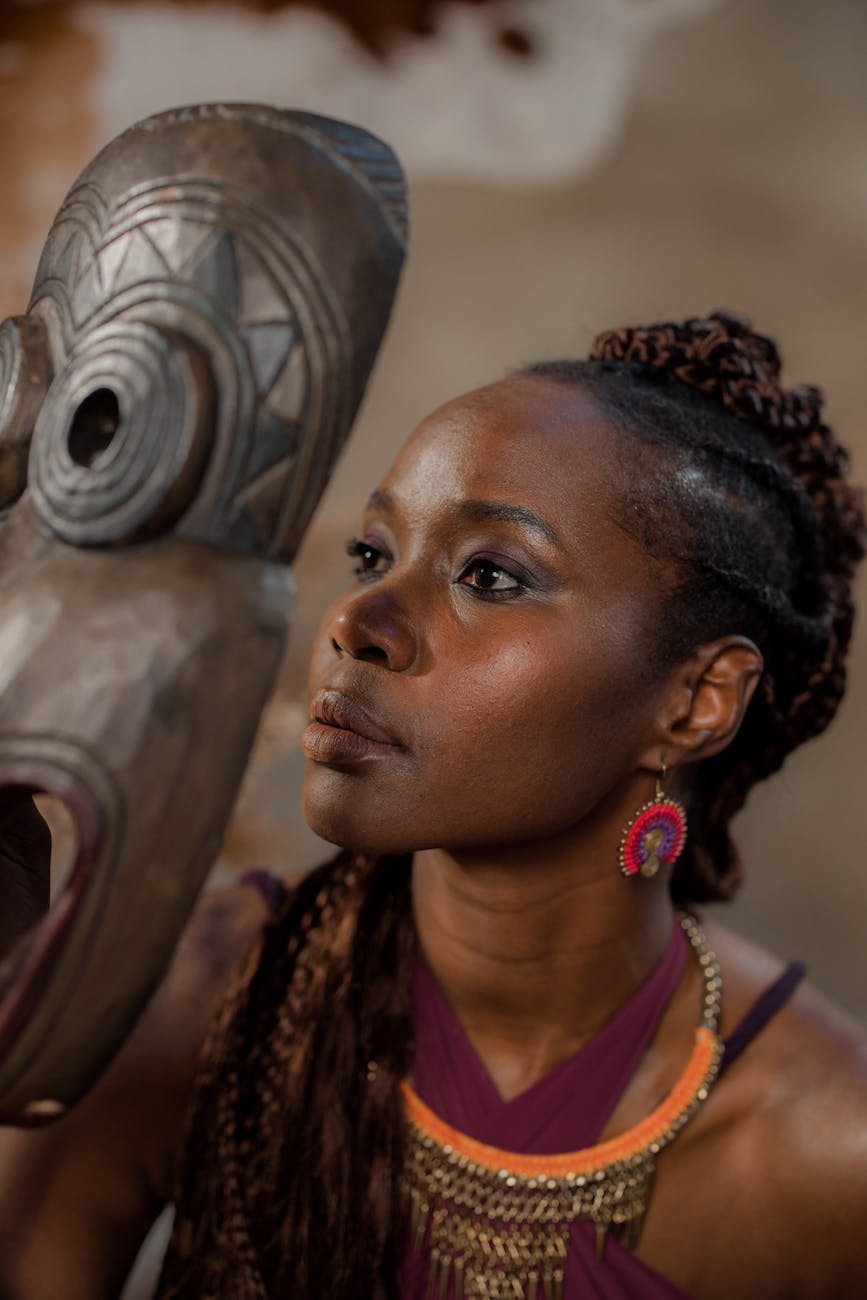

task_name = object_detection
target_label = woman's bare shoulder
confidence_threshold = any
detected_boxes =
[703,918,867,1298]
[703,915,866,1069]
[103,872,284,1197]
[147,877,278,1080]
[0,874,276,1300]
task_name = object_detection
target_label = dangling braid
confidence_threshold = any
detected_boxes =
[525,310,866,900]
[158,312,864,1299]
[158,850,416,1299]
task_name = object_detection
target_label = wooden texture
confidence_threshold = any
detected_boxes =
[0,104,406,1124]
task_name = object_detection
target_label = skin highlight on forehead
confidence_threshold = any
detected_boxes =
[367,487,566,554]
[384,377,616,516]
[378,375,670,604]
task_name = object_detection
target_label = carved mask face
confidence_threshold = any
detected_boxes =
[0,105,406,1123]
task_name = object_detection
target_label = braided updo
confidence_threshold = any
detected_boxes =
[524,310,865,901]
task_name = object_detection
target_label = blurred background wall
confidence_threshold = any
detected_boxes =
[1,0,864,1029]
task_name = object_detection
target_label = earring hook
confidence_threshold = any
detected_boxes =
[656,758,668,801]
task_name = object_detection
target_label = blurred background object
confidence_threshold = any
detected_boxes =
[0,0,863,1022]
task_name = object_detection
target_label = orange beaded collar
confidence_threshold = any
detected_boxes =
[400,911,723,1300]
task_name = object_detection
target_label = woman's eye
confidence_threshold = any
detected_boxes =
[345,537,389,577]
[458,559,521,594]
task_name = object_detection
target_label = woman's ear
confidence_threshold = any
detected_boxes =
[646,636,764,768]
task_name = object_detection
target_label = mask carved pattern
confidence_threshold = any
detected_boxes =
[0,104,406,1124]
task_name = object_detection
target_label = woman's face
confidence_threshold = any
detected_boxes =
[302,376,676,855]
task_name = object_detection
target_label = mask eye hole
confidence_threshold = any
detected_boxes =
[67,388,120,468]
[31,319,215,545]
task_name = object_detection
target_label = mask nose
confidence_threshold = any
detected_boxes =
[330,587,417,672]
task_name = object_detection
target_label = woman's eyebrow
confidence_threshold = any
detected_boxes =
[365,488,395,515]
[456,499,565,551]
[364,490,565,553]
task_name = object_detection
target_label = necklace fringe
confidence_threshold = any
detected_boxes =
[400,911,723,1300]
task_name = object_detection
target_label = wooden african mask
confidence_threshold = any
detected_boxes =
[0,104,406,1124]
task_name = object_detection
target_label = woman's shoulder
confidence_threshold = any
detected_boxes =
[705,916,867,1139]
[700,918,867,1296]
[705,916,866,1081]
[147,873,283,1086]
[172,870,285,1002]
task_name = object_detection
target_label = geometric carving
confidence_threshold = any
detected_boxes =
[98,236,133,296]
[72,258,104,315]
[267,343,308,425]
[240,407,300,488]
[236,453,299,552]
[141,217,210,277]
[188,228,240,319]
[237,244,291,326]
[48,231,82,288]
[108,229,170,293]
[243,321,297,397]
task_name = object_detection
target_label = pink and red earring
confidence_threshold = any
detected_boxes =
[619,763,687,880]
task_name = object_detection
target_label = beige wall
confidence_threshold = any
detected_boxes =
[1,0,864,1019]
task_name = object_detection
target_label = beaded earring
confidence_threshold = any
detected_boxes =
[618,763,687,879]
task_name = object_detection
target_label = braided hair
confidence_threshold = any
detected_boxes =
[522,311,865,901]
[157,312,864,1299]
[160,850,417,1299]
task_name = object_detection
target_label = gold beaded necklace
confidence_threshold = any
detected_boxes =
[401,912,723,1300]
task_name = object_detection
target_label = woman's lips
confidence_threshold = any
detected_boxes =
[302,689,403,765]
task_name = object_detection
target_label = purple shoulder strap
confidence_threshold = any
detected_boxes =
[719,961,806,1076]
[241,867,289,915]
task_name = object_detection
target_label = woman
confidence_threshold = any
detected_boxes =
[1,311,865,1300]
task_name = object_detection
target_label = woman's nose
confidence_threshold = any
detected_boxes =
[330,587,418,672]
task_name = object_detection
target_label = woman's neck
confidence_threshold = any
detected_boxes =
[411,835,675,1101]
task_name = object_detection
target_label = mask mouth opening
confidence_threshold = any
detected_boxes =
[0,767,103,1056]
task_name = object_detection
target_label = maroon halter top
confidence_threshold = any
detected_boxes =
[403,918,691,1298]
[241,870,805,1299]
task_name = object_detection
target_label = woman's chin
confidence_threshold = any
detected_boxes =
[304,819,410,859]
[301,774,399,856]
